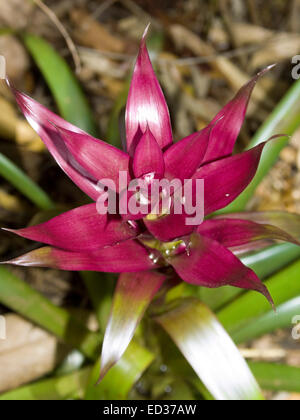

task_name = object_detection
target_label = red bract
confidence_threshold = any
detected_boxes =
[2,27,300,379]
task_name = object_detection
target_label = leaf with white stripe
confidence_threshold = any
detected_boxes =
[155,298,263,401]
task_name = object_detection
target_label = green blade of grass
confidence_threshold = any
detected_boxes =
[22,34,98,136]
[0,367,92,400]
[0,266,100,360]
[249,362,300,393]
[232,296,300,344]
[85,341,154,400]
[82,271,154,400]
[81,271,115,334]
[219,78,300,213]
[217,259,300,333]
[0,152,54,210]
[107,81,130,148]
[155,298,263,401]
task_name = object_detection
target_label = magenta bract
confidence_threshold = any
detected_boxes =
[3,28,300,378]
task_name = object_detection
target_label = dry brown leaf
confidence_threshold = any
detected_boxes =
[101,76,125,98]
[210,21,274,49]
[118,16,149,41]
[78,48,127,79]
[251,33,300,69]
[15,120,45,152]
[0,96,17,140]
[209,19,230,47]
[0,189,23,212]
[182,93,221,122]
[0,314,67,393]
[168,24,270,104]
[280,146,297,166]
[190,67,212,98]
[70,9,126,53]
[0,93,44,152]
[0,35,30,84]
[0,79,14,101]
[157,53,184,98]
[0,0,34,30]
[231,22,273,46]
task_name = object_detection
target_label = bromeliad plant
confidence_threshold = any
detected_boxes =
[2,27,300,391]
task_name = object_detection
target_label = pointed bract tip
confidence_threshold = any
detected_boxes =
[96,372,105,385]
[97,362,115,384]
[266,63,277,71]
[1,227,16,234]
[5,76,17,93]
[48,121,72,138]
[47,119,62,134]
[142,23,151,40]
[257,64,277,78]
[262,285,275,311]
[0,255,20,266]
[144,122,152,134]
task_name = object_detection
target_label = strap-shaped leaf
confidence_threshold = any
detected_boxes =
[82,272,155,400]
[0,367,91,400]
[0,267,100,360]
[155,298,263,400]
[249,363,300,393]
[99,271,165,380]
[232,296,300,344]
[85,341,153,400]
[0,152,54,211]
[23,34,98,136]
[218,259,300,334]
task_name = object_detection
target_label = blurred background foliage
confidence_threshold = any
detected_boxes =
[0,0,300,400]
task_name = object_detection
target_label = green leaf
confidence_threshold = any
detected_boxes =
[155,298,263,400]
[85,341,154,400]
[241,243,300,279]
[99,271,165,380]
[218,259,300,334]
[0,266,100,360]
[220,78,300,213]
[0,152,54,210]
[232,296,300,344]
[22,34,98,136]
[0,367,91,400]
[81,271,115,333]
[249,363,300,393]
[82,272,156,400]
[106,81,130,148]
